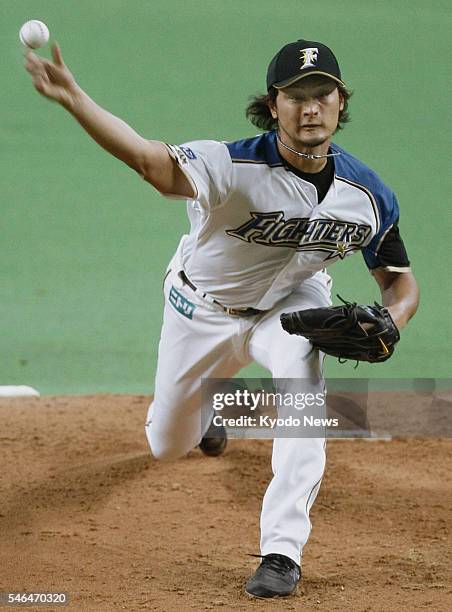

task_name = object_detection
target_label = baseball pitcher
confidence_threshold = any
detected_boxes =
[25,38,419,599]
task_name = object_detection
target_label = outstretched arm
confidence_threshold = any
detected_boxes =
[371,269,419,330]
[25,44,194,198]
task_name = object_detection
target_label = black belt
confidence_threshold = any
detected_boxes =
[179,271,266,317]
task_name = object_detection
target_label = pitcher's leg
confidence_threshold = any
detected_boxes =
[258,349,326,565]
[260,436,325,564]
[248,285,329,565]
[145,290,247,461]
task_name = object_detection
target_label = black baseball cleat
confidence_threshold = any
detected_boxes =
[245,553,301,599]
[198,418,227,457]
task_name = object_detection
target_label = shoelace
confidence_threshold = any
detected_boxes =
[336,294,364,369]
[249,553,298,574]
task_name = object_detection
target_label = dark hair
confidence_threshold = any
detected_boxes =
[245,84,353,132]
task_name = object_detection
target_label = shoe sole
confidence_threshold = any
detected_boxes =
[244,585,299,599]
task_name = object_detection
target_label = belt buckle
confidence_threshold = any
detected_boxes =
[225,306,258,317]
[225,306,239,317]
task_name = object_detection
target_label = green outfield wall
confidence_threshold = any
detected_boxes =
[2,0,451,393]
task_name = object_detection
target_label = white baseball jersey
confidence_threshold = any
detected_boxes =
[165,130,410,310]
[146,129,411,566]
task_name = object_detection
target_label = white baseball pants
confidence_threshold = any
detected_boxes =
[145,264,331,565]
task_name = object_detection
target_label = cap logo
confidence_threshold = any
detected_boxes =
[299,47,318,69]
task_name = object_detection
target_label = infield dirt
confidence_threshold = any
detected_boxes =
[1,395,451,611]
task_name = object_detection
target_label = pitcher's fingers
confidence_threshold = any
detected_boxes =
[25,53,50,79]
[43,60,63,80]
[24,50,57,73]
[32,74,49,95]
[25,56,46,78]
[26,65,46,80]
[30,55,60,80]
[25,51,44,70]
[51,43,64,66]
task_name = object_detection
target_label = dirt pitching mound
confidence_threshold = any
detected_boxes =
[1,395,451,611]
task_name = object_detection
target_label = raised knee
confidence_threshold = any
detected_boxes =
[144,423,191,461]
[149,443,187,462]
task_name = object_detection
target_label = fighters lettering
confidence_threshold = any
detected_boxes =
[226,212,371,259]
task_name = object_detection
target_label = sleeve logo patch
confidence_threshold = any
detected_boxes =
[169,286,196,319]
[179,146,197,160]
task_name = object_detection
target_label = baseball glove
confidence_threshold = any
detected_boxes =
[280,296,400,363]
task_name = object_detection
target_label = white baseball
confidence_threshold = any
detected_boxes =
[19,20,50,49]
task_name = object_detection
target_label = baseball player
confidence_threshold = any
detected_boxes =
[25,38,419,599]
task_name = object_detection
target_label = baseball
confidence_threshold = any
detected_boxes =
[19,20,50,49]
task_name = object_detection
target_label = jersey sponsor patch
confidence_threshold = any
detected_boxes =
[169,286,196,319]
[226,211,371,259]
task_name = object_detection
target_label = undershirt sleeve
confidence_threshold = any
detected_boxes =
[364,222,411,272]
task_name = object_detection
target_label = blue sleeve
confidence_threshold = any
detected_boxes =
[362,192,401,269]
